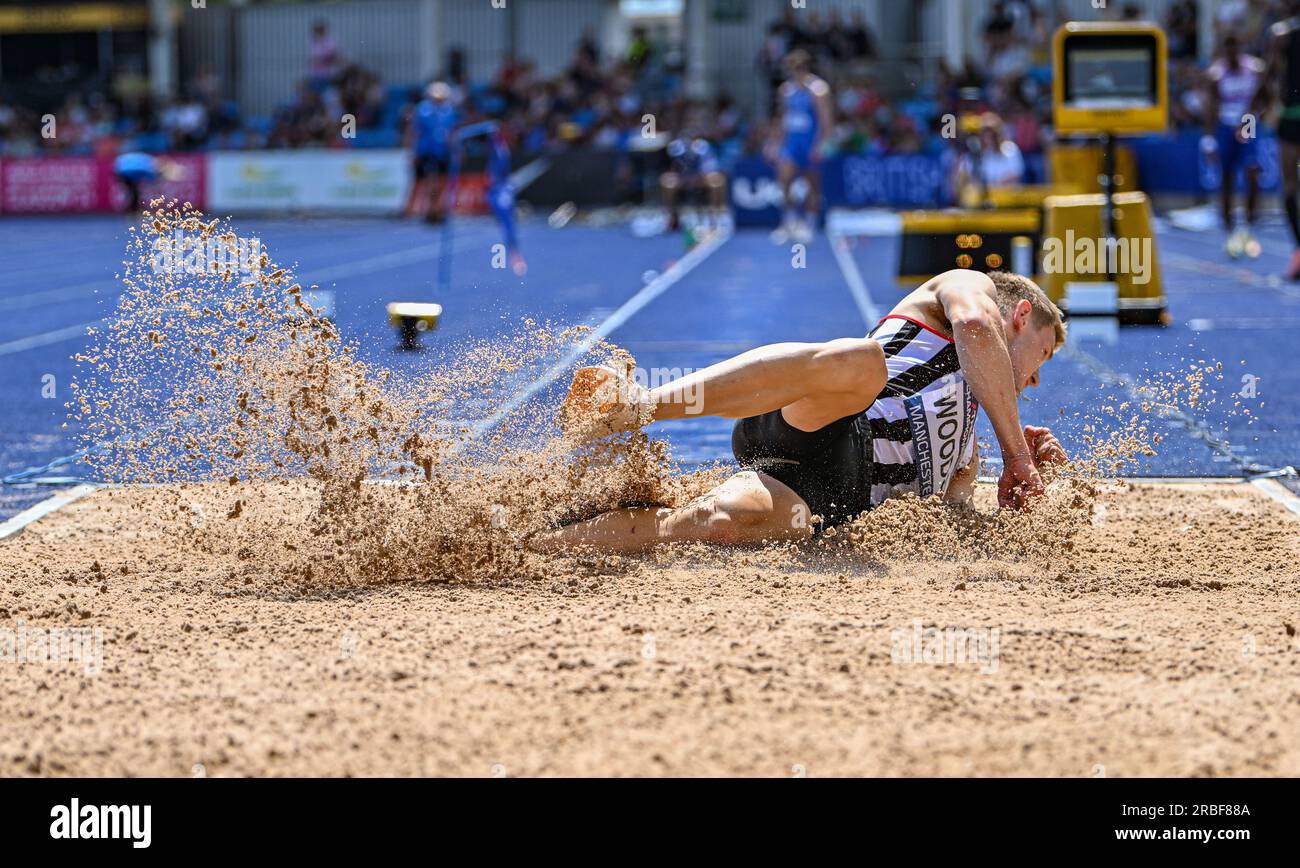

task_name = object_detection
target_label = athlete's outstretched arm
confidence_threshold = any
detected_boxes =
[932,271,1037,487]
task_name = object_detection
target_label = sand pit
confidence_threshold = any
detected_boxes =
[1,479,1295,777]
[6,203,1290,778]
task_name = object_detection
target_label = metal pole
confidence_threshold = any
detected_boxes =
[1101,131,1116,281]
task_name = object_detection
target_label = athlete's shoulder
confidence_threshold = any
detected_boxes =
[808,77,831,97]
[932,267,996,296]
[1243,54,1267,73]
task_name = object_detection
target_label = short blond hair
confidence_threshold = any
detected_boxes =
[986,270,1066,350]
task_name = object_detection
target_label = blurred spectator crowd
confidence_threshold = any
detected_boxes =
[800,0,1299,188]
[0,0,1296,192]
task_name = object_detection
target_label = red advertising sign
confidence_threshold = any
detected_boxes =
[0,153,208,214]
[0,156,100,213]
[447,172,489,215]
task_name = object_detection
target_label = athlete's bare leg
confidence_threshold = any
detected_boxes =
[660,171,682,229]
[803,166,821,220]
[706,172,726,210]
[1282,140,1300,232]
[530,470,812,553]
[653,337,884,428]
[1281,140,1300,276]
[1221,165,1237,231]
[777,159,797,214]
[406,176,428,218]
[426,174,446,222]
[1245,164,1261,226]
[563,338,887,438]
[550,340,888,550]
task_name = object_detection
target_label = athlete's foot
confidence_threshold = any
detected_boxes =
[559,365,655,443]
[793,220,814,244]
[769,223,792,245]
[1243,229,1262,259]
[1226,228,1245,258]
[1287,249,1300,281]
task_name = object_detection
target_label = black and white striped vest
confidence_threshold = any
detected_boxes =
[863,316,979,505]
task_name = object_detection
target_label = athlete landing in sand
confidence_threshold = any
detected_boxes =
[539,269,1068,553]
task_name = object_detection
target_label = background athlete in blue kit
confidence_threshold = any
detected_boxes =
[771,50,834,245]
[487,126,527,276]
[408,81,459,224]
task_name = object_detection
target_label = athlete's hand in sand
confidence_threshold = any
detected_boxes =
[559,365,655,443]
[998,452,1044,510]
[997,426,1066,508]
[1024,425,1067,467]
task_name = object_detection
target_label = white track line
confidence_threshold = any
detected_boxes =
[0,484,99,541]
[1059,340,1263,475]
[0,280,110,312]
[828,231,882,328]
[469,226,733,439]
[0,320,102,357]
[1163,249,1300,300]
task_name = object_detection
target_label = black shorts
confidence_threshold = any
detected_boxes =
[731,409,874,528]
[414,154,449,179]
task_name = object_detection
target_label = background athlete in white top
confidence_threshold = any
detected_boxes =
[541,269,1067,553]
[1203,31,1266,257]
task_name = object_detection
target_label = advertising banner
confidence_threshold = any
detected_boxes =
[0,156,100,213]
[729,157,787,227]
[0,154,208,214]
[207,150,411,214]
[822,153,951,209]
[730,152,952,227]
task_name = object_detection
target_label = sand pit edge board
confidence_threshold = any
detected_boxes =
[0,484,100,541]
